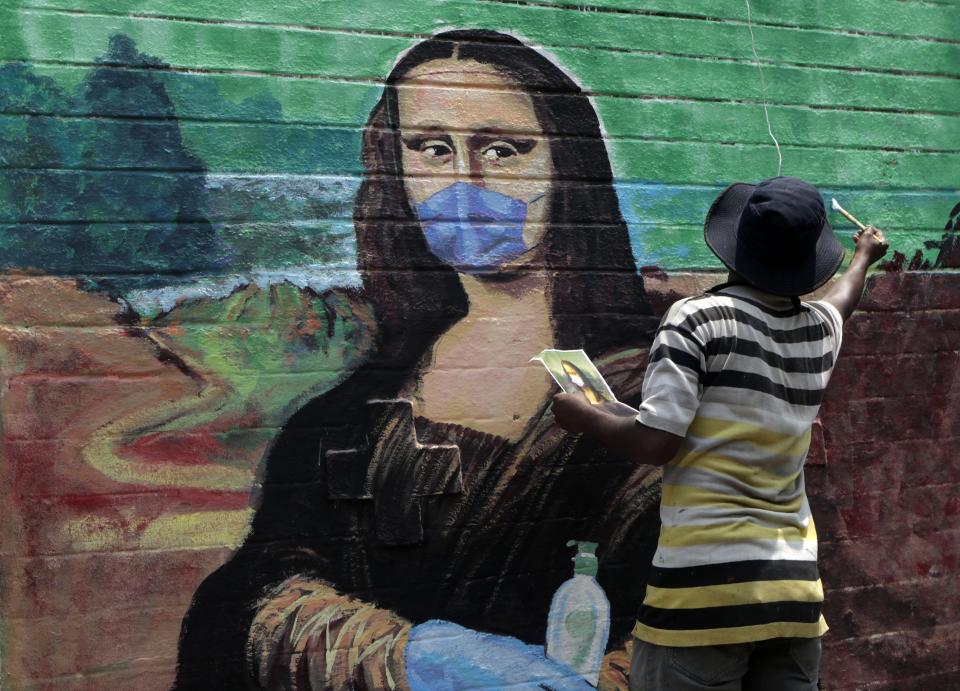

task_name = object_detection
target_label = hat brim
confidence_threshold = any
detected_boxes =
[704,182,845,296]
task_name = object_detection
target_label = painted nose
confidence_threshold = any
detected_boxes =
[453,141,484,186]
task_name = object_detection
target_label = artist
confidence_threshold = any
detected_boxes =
[175,29,665,690]
[553,176,889,690]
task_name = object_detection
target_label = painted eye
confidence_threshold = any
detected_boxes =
[482,143,518,162]
[421,141,452,158]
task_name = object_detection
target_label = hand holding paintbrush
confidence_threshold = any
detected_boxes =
[831,198,889,263]
[832,198,888,264]
[831,198,867,230]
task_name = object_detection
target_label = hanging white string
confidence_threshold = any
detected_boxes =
[744,0,782,176]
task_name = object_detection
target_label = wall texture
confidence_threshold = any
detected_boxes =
[0,1,958,689]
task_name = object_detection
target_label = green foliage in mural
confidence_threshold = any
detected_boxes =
[0,33,357,297]
[0,36,220,287]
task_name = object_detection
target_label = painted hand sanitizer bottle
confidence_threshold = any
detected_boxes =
[546,540,611,687]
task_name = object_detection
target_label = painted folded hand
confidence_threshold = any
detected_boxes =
[405,620,596,691]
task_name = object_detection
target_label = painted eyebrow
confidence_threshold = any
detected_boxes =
[469,131,537,153]
[401,130,454,151]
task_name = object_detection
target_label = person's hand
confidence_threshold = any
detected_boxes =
[405,620,595,691]
[551,392,600,434]
[599,400,640,418]
[853,225,889,265]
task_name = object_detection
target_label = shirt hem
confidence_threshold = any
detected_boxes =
[632,617,829,647]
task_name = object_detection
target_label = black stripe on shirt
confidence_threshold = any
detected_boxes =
[704,337,834,374]
[637,600,822,630]
[648,345,705,380]
[703,370,825,406]
[678,306,828,345]
[647,560,820,588]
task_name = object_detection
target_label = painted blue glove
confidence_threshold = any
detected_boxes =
[405,620,596,691]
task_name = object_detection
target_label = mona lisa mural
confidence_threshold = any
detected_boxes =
[2,3,959,690]
[175,30,661,690]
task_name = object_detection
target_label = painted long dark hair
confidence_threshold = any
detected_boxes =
[356,29,655,368]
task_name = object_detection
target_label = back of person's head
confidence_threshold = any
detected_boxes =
[703,176,843,297]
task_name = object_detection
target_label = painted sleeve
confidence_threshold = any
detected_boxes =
[635,299,706,437]
[247,576,411,691]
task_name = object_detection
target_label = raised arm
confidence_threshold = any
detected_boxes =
[821,225,889,321]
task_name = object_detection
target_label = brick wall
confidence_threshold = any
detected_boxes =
[1,1,957,689]
[813,272,960,690]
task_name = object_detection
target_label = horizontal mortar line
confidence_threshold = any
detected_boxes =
[11,59,960,116]
[15,666,180,685]
[4,112,960,153]
[9,14,960,85]
[825,480,960,495]
[4,100,960,126]
[20,3,960,52]
[831,434,960,448]
[4,133,960,175]
[6,99,960,127]
[9,56,960,116]
[5,604,195,622]
[825,574,960,594]
[0,332,360,345]
[897,0,960,6]
[9,174,958,196]
[826,392,960,402]
[13,541,337,561]
[0,217,358,227]
[855,672,960,691]
[819,533,960,553]
[0,219,709,229]
[0,267,693,279]
[20,488,256,503]
[18,466,960,497]
[4,167,957,193]
[3,168,957,193]
[0,221,947,236]
[478,0,960,46]
[8,417,566,442]
[825,621,960,645]
[2,368,362,381]
[16,468,651,501]
[13,54,959,94]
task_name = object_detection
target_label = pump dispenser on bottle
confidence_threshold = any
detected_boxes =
[545,540,611,687]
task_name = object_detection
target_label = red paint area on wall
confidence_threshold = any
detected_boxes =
[1,272,959,689]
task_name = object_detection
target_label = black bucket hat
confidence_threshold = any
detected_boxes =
[704,176,844,296]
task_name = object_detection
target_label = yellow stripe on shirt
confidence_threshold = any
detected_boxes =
[633,616,829,647]
[685,416,812,457]
[657,518,817,548]
[661,484,805,515]
[643,579,824,610]
[669,452,802,491]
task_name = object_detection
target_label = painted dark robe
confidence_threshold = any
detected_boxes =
[174,347,661,690]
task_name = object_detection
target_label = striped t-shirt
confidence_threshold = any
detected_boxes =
[632,282,843,647]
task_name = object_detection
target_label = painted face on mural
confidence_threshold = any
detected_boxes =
[398,59,553,272]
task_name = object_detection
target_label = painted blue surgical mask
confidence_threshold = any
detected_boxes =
[416,182,544,274]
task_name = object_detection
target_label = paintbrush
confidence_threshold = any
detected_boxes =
[830,198,867,231]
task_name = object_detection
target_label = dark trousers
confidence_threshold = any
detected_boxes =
[629,637,821,690]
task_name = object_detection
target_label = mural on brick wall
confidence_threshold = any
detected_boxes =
[172,29,664,691]
[2,2,959,690]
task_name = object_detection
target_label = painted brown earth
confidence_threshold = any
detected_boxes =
[1,271,958,689]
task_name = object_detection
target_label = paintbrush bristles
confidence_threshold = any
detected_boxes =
[830,198,867,230]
